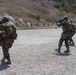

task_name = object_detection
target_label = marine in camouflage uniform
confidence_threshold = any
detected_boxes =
[68,20,76,46]
[55,16,72,53]
[0,17,17,64]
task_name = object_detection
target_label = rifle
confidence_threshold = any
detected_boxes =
[56,19,64,23]
[56,19,66,27]
[0,21,3,24]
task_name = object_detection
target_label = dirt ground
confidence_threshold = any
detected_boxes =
[0,28,76,75]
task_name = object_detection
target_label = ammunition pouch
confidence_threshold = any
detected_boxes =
[0,26,17,40]
[5,26,13,35]
[12,26,18,39]
[1,31,7,39]
[12,32,17,39]
[1,26,13,39]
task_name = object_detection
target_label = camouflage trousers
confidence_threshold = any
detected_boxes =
[58,31,70,50]
[69,31,75,43]
[2,36,14,61]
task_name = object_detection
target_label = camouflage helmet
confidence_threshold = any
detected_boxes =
[69,19,73,23]
[2,17,9,22]
[63,15,68,20]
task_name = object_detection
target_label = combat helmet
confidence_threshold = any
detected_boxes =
[2,17,9,22]
[63,15,68,20]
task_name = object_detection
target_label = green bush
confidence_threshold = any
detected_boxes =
[54,0,76,14]
[58,10,74,17]
[31,13,41,20]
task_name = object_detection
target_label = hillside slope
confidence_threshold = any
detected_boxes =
[0,0,76,23]
[0,0,59,22]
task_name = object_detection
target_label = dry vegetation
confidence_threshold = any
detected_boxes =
[0,0,59,22]
[0,0,76,29]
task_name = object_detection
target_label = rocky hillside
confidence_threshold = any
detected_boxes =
[53,0,76,15]
[0,0,76,28]
[0,0,59,22]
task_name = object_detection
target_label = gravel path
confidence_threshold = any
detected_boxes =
[0,28,76,75]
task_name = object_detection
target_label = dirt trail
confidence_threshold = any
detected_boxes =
[0,28,76,75]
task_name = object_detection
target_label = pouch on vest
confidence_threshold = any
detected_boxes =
[5,26,13,35]
[12,26,18,39]
[12,33,17,39]
[1,31,7,39]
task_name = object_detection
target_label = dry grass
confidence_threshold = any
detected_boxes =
[0,0,59,22]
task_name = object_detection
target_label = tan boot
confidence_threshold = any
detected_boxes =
[64,50,70,53]
[5,60,11,64]
[1,58,5,63]
[55,49,61,53]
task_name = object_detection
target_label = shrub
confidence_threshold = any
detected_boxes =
[30,13,41,20]
[58,10,74,17]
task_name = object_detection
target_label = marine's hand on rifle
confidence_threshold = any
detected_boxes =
[55,21,61,27]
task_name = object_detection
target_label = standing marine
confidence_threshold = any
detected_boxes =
[68,20,76,46]
[0,17,17,64]
[55,16,72,53]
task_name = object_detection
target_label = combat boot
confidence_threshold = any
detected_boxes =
[69,41,75,46]
[64,49,70,53]
[55,48,61,53]
[1,58,5,63]
[71,42,75,46]
[5,60,11,64]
